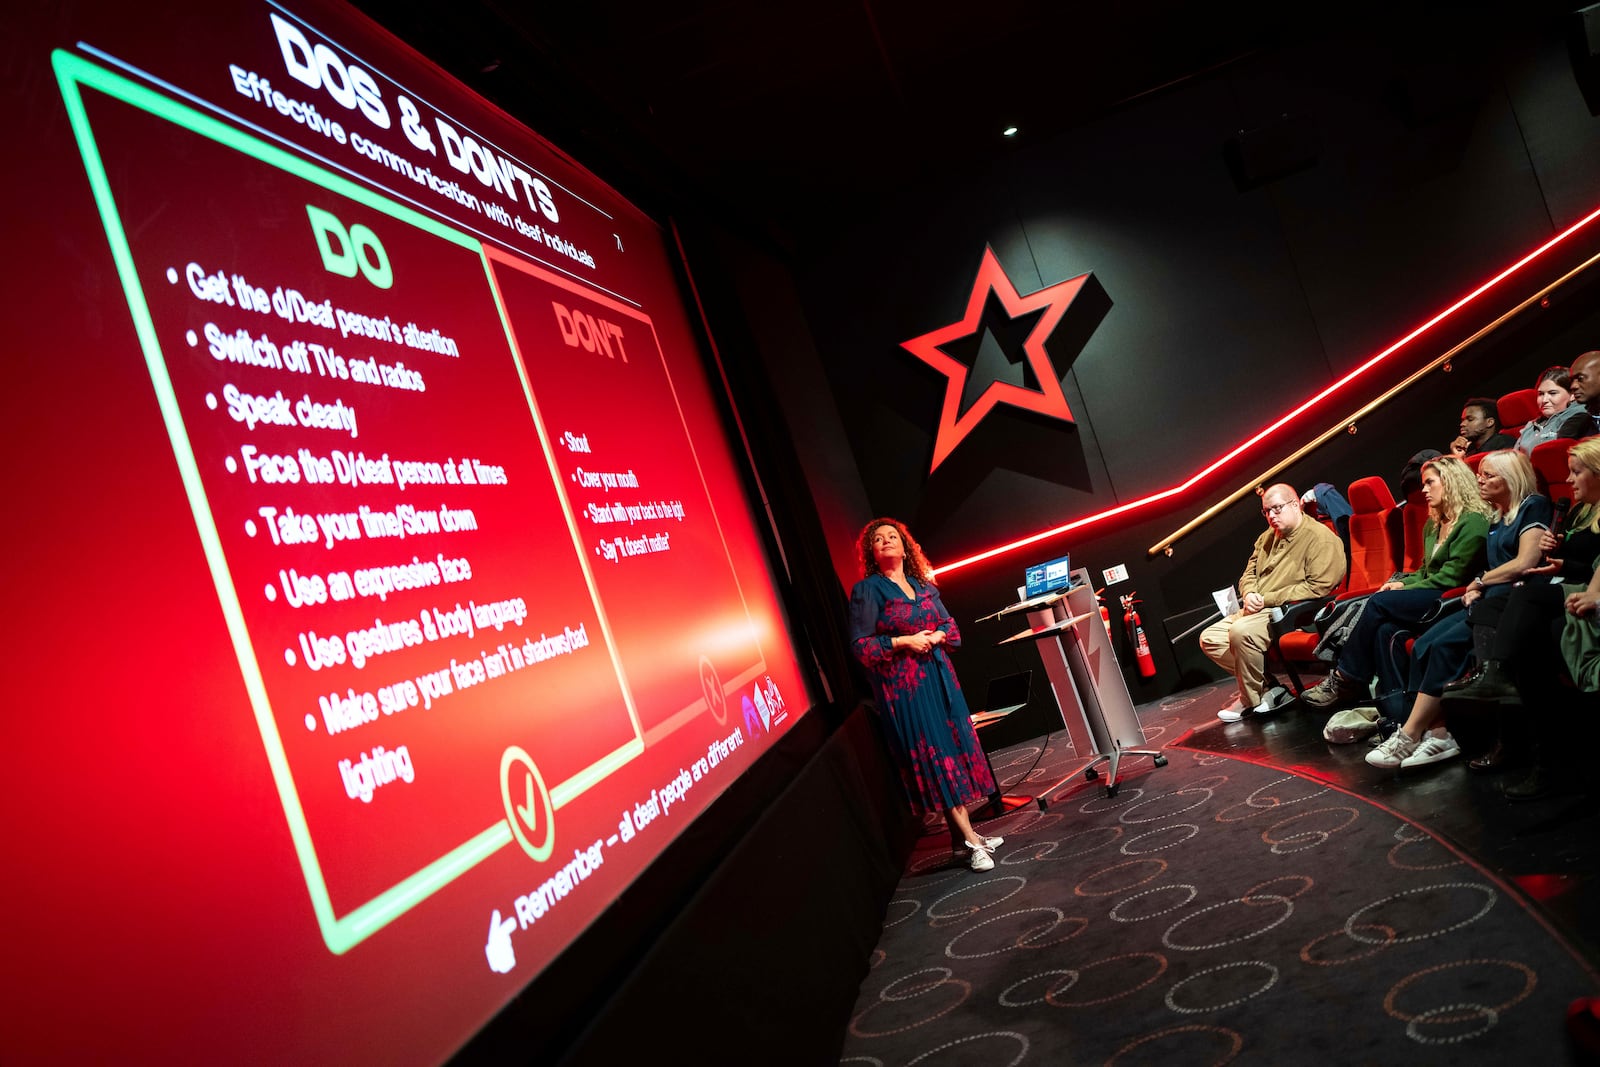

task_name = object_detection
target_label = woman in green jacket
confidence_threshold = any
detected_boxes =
[1303,456,1493,708]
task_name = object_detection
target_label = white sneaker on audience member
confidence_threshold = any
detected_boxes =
[1221,687,1289,722]
[1399,732,1460,768]
[1365,729,1418,769]
[966,841,995,871]
[1255,686,1291,714]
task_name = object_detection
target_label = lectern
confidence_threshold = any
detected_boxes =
[985,568,1165,798]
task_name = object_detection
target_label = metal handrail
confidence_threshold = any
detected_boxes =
[1147,247,1600,557]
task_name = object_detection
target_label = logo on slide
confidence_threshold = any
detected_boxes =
[762,676,787,724]
[742,694,765,738]
[900,246,1106,472]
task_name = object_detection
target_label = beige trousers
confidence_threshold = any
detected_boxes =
[1199,610,1274,706]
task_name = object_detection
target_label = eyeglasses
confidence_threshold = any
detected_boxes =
[1262,501,1296,517]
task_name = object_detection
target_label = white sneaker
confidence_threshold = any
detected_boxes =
[952,836,1004,862]
[1218,695,1249,723]
[1399,732,1461,768]
[1365,730,1419,769]
[967,842,995,871]
[1254,686,1291,715]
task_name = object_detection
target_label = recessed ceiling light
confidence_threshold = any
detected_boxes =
[1002,126,1019,137]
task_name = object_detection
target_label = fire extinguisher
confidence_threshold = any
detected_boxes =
[1095,588,1114,641]
[1121,592,1157,679]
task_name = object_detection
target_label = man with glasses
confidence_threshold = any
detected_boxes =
[1567,350,1600,435]
[1201,484,1346,722]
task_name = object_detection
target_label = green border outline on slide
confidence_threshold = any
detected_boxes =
[52,50,644,954]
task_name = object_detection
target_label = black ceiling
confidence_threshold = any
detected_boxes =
[354,0,1581,239]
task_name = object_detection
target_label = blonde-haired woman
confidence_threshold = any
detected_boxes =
[1444,438,1600,795]
[1365,450,1552,771]
[1303,455,1492,710]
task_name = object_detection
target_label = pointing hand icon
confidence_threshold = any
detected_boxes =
[485,909,517,974]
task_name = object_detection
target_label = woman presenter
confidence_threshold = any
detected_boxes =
[848,518,1002,871]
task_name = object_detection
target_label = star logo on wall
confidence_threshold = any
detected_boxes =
[901,246,1102,472]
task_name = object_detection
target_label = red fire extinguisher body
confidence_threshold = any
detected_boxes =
[1121,593,1157,679]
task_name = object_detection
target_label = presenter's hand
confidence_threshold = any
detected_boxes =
[897,632,935,654]
[1241,592,1265,614]
[926,629,946,646]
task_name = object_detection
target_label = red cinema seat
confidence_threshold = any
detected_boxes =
[1344,476,1402,591]
[1402,489,1428,572]
[1497,388,1540,438]
[1464,451,1489,474]
[1531,438,1575,508]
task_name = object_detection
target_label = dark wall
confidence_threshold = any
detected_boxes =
[760,16,1600,706]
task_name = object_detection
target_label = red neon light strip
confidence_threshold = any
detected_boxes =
[934,201,1600,578]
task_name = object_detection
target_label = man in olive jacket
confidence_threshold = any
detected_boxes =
[1202,483,1346,721]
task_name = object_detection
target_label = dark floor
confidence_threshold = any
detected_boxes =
[1176,680,1600,969]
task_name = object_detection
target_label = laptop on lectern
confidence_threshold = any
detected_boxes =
[1023,554,1072,598]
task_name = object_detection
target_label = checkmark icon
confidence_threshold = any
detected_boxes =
[499,746,554,861]
[515,773,538,830]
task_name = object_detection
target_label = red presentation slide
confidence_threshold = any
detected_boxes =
[3,3,810,1063]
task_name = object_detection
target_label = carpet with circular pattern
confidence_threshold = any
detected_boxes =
[838,694,1600,1065]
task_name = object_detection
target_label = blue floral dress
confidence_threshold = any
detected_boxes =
[848,573,996,814]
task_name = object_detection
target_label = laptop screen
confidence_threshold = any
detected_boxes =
[1023,554,1073,598]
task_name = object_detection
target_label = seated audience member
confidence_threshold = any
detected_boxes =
[1514,366,1590,452]
[1567,350,1600,436]
[1449,397,1514,458]
[1303,456,1491,706]
[1362,450,1551,771]
[1443,438,1600,794]
[1202,484,1345,722]
[1398,449,1442,499]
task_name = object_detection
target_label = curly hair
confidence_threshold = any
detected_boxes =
[856,517,935,583]
[1422,456,1493,524]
